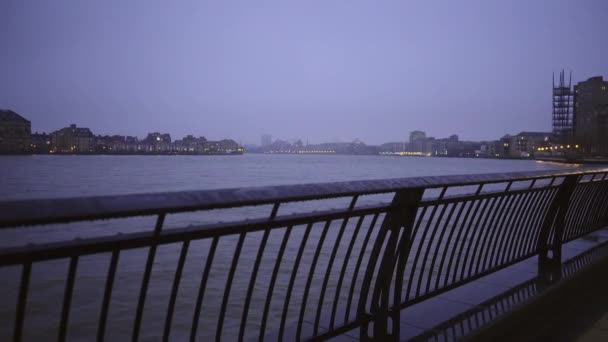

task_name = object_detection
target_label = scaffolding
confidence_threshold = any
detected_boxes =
[552,70,574,142]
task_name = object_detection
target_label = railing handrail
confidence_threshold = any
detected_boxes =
[1,168,605,228]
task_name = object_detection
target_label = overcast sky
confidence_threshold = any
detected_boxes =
[1,0,607,145]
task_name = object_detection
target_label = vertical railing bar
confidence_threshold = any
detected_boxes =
[406,187,447,299]
[259,224,294,341]
[509,190,541,260]
[577,176,605,237]
[296,219,332,341]
[97,250,120,342]
[525,186,553,254]
[587,175,607,227]
[58,256,79,342]
[567,180,590,240]
[189,237,219,342]
[562,182,583,239]
[507,189,541,262]
[459,193,494,280]
[476,181,514,271]
[504,179,538,261]
[435,201,467,289]
[344,212,380,324]
[415,199,449,297]
[445,200,477,285]
[399,205,428,300]
[481,189,516,271]
[525,187,558,254]
[426,201,458,293]
[573,178,597,238]
[452,189,485,283]
[133,213,166,342]
[14,262,31,342]
[162,240,190,342]
[574,179,595,238]
[497,191,531,265]
[584,178,605,232]
[471,195,500,275]
[488,193,524,269]
[278,222,313,342]
[447,184,483,284]
[237,202,280,342]
[590,176,608,228]
[536,174,579,280]
[216,232,246,342]
[477,187,512,272]
[329,214,365,329]
[313,195,359,335]
[568,180,590,239]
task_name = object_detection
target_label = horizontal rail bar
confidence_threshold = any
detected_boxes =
[2,169,605,228]
[0,203,390,266]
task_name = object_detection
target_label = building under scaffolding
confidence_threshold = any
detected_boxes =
[552,70,574,143]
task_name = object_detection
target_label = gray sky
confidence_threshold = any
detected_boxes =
[1,0,607,145]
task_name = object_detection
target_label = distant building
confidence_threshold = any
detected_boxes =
[499,132,551,158]
[431,134,459,156]
[141,132,172,153]
[408,130,430,154]
[30,132,51,154]
[261,134,272,147]
[205,139,243,154]
[573,76,608,156]
[173,135,207,153]
[0,110,31,154]
[51,124,94,153]
[409,130,426,144]
[94,135,139,153]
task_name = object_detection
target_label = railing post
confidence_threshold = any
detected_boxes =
[357,188,423,341]
[536,174,579,284]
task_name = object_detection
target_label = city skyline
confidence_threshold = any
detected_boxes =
[2,1,607,145]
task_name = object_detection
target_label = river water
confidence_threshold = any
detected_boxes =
[0,155,580,341]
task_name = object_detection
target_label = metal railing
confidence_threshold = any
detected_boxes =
[0,169,607,341]
[407,240,608,341]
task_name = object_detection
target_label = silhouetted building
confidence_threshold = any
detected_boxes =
[205,139,243,154]
[409,130,431,154]
[30,132,51,154]
[0,110,31,154]
[573,76,608,156]
[431,134,459,156]
[173,135,207,153]
[141,132,172,152]
[261,134,272,147]
[499,132,551,158]
[51,124,94,153]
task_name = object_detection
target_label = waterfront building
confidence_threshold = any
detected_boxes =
[30,132,51,154]
[204,139,243,154]
[50,124,94,153]
[431,135,459,157]
[94,135,140,153]
[499,132,551,158]
[172,135,207,153]
[408,130,432,154]
[0,110,31,154]
[141,132,172,153]
[573,76,608,156]
[261,134,272,147]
